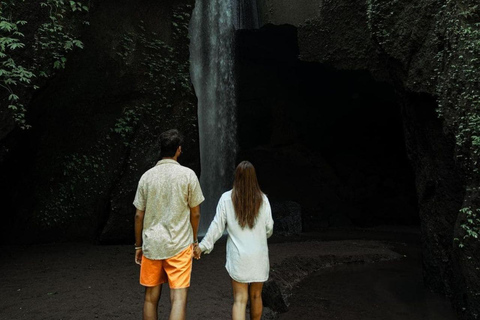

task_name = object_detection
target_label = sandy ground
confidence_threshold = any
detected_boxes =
[0,227,458,320]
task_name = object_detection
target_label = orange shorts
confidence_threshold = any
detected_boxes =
[140,245,193,288]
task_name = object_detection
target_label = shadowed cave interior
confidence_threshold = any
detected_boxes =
[235,24,419,231]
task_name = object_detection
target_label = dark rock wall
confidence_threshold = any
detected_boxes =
[0,0,199,244]
[401,92,466,297]
[256,0,479,317]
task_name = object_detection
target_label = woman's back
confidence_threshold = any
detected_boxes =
[223,190,271,249]
[199,190,273,283]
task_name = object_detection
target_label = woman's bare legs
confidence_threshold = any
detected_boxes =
[249,282,263,320]
[232,279,249,320]
[232,280,264,320]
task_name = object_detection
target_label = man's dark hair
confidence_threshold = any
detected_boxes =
[160,129,184,158]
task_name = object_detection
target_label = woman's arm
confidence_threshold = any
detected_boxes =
[265,197,274,238]
[199,197,227,254]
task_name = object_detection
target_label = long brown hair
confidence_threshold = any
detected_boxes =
[231,161,264,229]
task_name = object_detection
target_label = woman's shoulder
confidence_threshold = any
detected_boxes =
[261,192,270,202]
[220,190,233,201]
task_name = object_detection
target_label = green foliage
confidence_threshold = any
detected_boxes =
[0,0,89,129]
[0,1,32,129]
[455,207,480,247]
[435,0,480,249]
[37,153,104,228]
[113,107,141,145]
[436,2,480,170]
[37,0,88,72]
[68,1,89,12]
[112,5,194,145]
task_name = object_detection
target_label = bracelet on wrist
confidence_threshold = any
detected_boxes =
[135,245,142,250]
[193,239,199,244]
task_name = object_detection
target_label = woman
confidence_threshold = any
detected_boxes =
[194,161,274,320]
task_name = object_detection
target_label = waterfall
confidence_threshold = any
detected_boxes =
[189,0,259,234]
[234,0,260,29]
[190,0,237,234]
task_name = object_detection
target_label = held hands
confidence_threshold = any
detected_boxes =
[193,243,202,260]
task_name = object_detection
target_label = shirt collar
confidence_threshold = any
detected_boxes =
[156,159,180,166]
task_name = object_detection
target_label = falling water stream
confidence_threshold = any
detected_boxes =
[189,0,259,234]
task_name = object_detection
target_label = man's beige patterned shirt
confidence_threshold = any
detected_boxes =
[133,159,204,260]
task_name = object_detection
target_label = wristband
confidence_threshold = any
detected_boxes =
[135,246,142,250]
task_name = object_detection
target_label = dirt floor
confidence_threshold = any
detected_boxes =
[0,227,458,320]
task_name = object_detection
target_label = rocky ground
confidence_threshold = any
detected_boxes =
[0,227,457,319]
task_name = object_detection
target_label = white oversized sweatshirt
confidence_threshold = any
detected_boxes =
[199,190,274,283]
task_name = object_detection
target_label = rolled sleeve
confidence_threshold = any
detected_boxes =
[133,178,146,211]
[188,172,205,208]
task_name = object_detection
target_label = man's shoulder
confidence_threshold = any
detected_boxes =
[140,163,198,182]
[177,164,199,179]
[140,166,159,179]
[177,163,195,173]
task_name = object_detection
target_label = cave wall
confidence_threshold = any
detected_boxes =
[0,0,199,244]
[257,0,438,88]
[401,92,466,298]
[256,0,479,317]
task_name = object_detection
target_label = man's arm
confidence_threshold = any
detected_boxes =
[134,209,145,265]
[190,205,201,243]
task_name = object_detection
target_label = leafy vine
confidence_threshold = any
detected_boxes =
[435,0,480,247]
[0,0,89,129]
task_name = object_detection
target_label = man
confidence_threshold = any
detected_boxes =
[133,129,204,320]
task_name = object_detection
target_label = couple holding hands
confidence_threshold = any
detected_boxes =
[133,129,274,320]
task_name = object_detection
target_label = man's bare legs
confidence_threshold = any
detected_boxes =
[144,286,188,320]
[169,288,188,320]
[144,285,162,320]
[249,282,264,320]
[232,280,249,320]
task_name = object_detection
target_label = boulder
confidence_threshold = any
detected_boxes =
[271,201,302,235]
